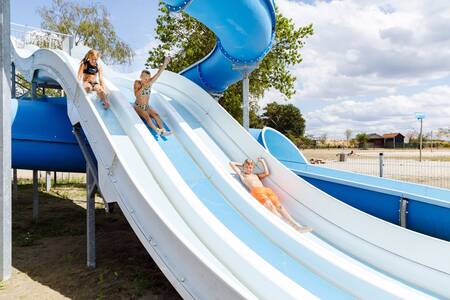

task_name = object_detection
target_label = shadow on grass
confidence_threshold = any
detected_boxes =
[12,182,180,300]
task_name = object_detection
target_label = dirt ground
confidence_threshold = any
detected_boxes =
[0,180,180,300]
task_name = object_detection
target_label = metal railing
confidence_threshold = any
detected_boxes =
[10,22,73,51]
[323,153,450,189]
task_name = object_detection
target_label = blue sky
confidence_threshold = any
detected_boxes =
[11,0,450,138]
[11,0,160,70]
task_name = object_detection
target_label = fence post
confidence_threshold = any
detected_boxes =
[379,153,384,178]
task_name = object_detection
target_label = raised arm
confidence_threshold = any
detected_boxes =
[256,157,270,179]
[229,161,245,182]
[149,56,170,84]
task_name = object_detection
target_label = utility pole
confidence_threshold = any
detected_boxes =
[415,112,425,162]
[1,0,12,281]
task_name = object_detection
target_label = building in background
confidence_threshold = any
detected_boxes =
[383,133,405,148]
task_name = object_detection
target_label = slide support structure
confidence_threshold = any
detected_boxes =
[0,0,11,281]
[32,170,39,223]
[232,64,257,130]
[86,167,96,268]
[73,124,98,268]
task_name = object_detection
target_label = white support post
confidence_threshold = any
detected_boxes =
[45,171,51,192]
[379,153,384,178]
[419,118,423,162]
[242,75,250,130]
[12,169,17,201]
[1,0,12,281]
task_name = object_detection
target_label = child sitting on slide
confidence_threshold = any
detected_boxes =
[134,57,171,136]
[230,158,312,233]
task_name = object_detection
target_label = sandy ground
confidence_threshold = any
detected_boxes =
[0,181,180,300]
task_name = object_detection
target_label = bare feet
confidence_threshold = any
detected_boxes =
[294,225,313,233]
[161,128,172,136]
[102,99,110,109]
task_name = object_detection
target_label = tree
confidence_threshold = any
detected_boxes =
[355,132,369,149]
[319,133,328,147]
[147,2,313,123]
[345,129,353,147]
[262,102,305,138]
[38,0,133,64]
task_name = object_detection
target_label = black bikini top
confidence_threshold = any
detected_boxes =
[83,60,99,75]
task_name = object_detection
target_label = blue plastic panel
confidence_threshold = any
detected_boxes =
[12,98,86,172]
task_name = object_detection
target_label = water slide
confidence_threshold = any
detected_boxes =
[250,127,450,241]
[9,0,450,298]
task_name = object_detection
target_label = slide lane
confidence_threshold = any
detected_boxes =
[151,69,448,298]
[11,43,271,299]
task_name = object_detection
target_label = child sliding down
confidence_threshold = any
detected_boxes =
[134,57,171,136]
[230,158,312,233]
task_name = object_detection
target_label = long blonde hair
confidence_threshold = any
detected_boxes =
[81,49,100,64]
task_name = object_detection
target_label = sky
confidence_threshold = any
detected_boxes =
[11,0,450,139]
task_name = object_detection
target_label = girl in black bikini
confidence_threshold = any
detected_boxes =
[77,49,110,109]
[134,56,170,135]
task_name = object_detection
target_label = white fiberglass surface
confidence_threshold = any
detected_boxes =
[112,77,352,299]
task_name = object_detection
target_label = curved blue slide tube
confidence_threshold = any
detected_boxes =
[164,0,276,93]
[252,127,450,241]
[12,97,85,172]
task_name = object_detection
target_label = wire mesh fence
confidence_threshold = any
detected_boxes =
[323,153,450,189]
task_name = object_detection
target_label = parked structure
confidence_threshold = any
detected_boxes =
[367,132,405,148]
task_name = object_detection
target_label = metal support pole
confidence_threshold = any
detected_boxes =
[399,197,408,228]
[1,0,12,281]
[242,75,250,130]
[32,170,39,223]
[31,81,37,100]
[10,63,15,98]
[12,169,17,202]
[53,172,57,186]
[86,167,96,268]
[379,153,384,178]
[46,171,51,192]
[419,118,423,162]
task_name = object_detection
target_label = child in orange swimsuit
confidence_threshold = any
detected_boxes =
[229,158,312,233]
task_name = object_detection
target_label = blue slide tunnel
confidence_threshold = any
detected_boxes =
[12,97,85,173]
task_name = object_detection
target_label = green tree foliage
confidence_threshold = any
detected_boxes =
[355,132,369,149]
[262,102,305,137]
[147,2,313,123]
[38,0,133,64]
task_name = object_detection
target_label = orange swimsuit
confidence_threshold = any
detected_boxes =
[251,187,281,207]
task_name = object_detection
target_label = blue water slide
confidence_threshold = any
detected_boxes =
[12,97,85,172]
[164,0,276,92]
[252,127,450,241]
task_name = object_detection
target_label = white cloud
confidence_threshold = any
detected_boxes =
[305,85,450,138]
[268,0,450,137]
